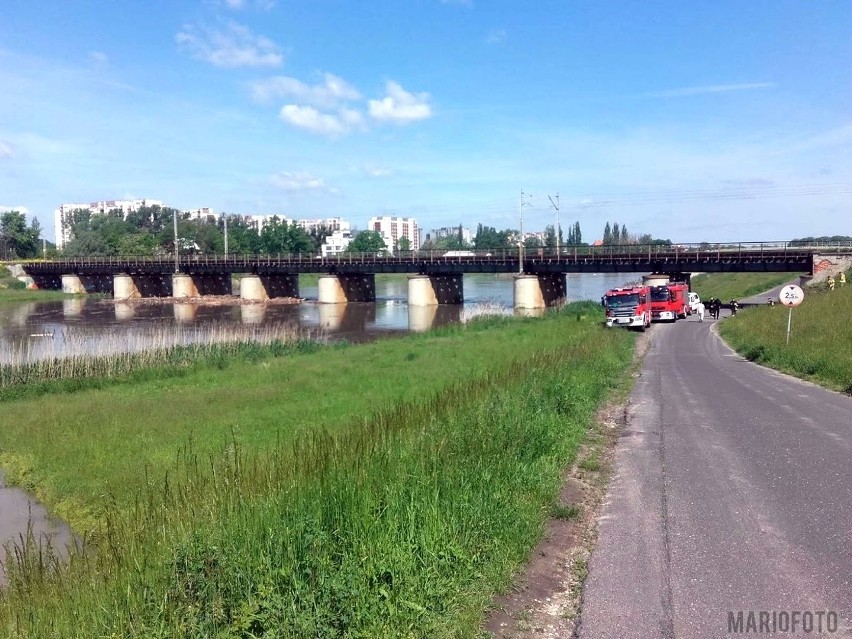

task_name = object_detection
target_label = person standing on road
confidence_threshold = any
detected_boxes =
[696,301,705,322]
[730,299,739,316]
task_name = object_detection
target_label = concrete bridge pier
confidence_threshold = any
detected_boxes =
[172,274,198,298]
[513,274,566,309]
[240,274,299,301]
[317,274,376,303]
[114,273,172,299]
[113,274,141,300]
[61,274,86,294]
[407,274,464,306]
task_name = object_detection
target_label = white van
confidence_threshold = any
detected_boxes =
[688,292,701,313]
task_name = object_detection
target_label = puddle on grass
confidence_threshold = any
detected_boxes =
[0,470,77,587]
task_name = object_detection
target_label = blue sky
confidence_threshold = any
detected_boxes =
[1,0,850,243]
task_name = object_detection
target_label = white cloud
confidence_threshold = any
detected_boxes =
[647,82,776,98]
[365,165,392,177]
[0,142,12,159]
[278,104,364,136]
[368,81,433,124]
[250,73,361,107]
[221,0,275,9]
[176,21,283,68]
[0,205,30,214]
[486,28,506,44]
[269,171,327,192]
[88,51,108,65]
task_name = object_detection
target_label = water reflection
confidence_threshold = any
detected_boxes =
[63,298,84,318]
[408,304,462,332]
[115,302,135,321]
[1,272,643,364]
[240,304,266,325]
[174,303,198,323]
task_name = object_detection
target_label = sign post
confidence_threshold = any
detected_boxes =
[778,284,805,346]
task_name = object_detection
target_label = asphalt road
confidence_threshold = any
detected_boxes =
[579,315,852,638]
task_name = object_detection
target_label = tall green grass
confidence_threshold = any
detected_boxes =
[691,272,794,301]
[0,305,633,637]
[720,275,852,392]
[0,306,612,534]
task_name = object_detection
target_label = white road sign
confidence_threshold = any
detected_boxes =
[779,284,805,307]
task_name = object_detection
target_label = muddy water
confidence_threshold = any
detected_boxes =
[0,273,643,363]
[0,471,77,587]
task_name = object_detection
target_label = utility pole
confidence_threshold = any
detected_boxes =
[548,193,560,256]
[173,210,179,273]
[223,214,229,256]
[519,190,531,273]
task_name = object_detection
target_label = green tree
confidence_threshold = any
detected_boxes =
[397,236,412,252]
[544,225,559,248]
[307,224,333,253]
[346,230,387,254]
[603,222,612,245]
[473,224,513,250]
[221,215,262,254]
[1,210,42,259]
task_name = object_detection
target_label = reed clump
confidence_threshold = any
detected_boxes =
[0,322,312,399]
[0,303,634,637]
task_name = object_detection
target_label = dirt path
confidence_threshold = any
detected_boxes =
[0,471,76,587]
[482,330,654,638]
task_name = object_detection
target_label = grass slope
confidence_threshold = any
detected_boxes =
[691,272,794,301]
[0,305,615,532]
[720,275,852,392]
[0,305,634,638]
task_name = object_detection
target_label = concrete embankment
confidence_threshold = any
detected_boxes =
[0,471,76,587]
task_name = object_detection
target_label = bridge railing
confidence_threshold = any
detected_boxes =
[16,240,833,269]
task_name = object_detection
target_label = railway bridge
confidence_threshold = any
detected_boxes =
[20,243,844,309]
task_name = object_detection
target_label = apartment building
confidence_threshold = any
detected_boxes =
[320,229,353,257]
[431,226,473,245]
[368,216,420,253]
[295,217,351,234]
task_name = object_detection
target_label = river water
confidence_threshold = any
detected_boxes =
[0,273,644,364]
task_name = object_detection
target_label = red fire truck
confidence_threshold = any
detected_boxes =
[603,285,652,331]
[649,282,690,322]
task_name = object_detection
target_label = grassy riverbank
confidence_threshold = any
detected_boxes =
[0,304,633,637]
[0,269,81,303]
[720,275,852,392]
[691,272,793,301]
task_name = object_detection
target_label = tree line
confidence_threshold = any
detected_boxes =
[60,207,333,257]
[3,206,674,260]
